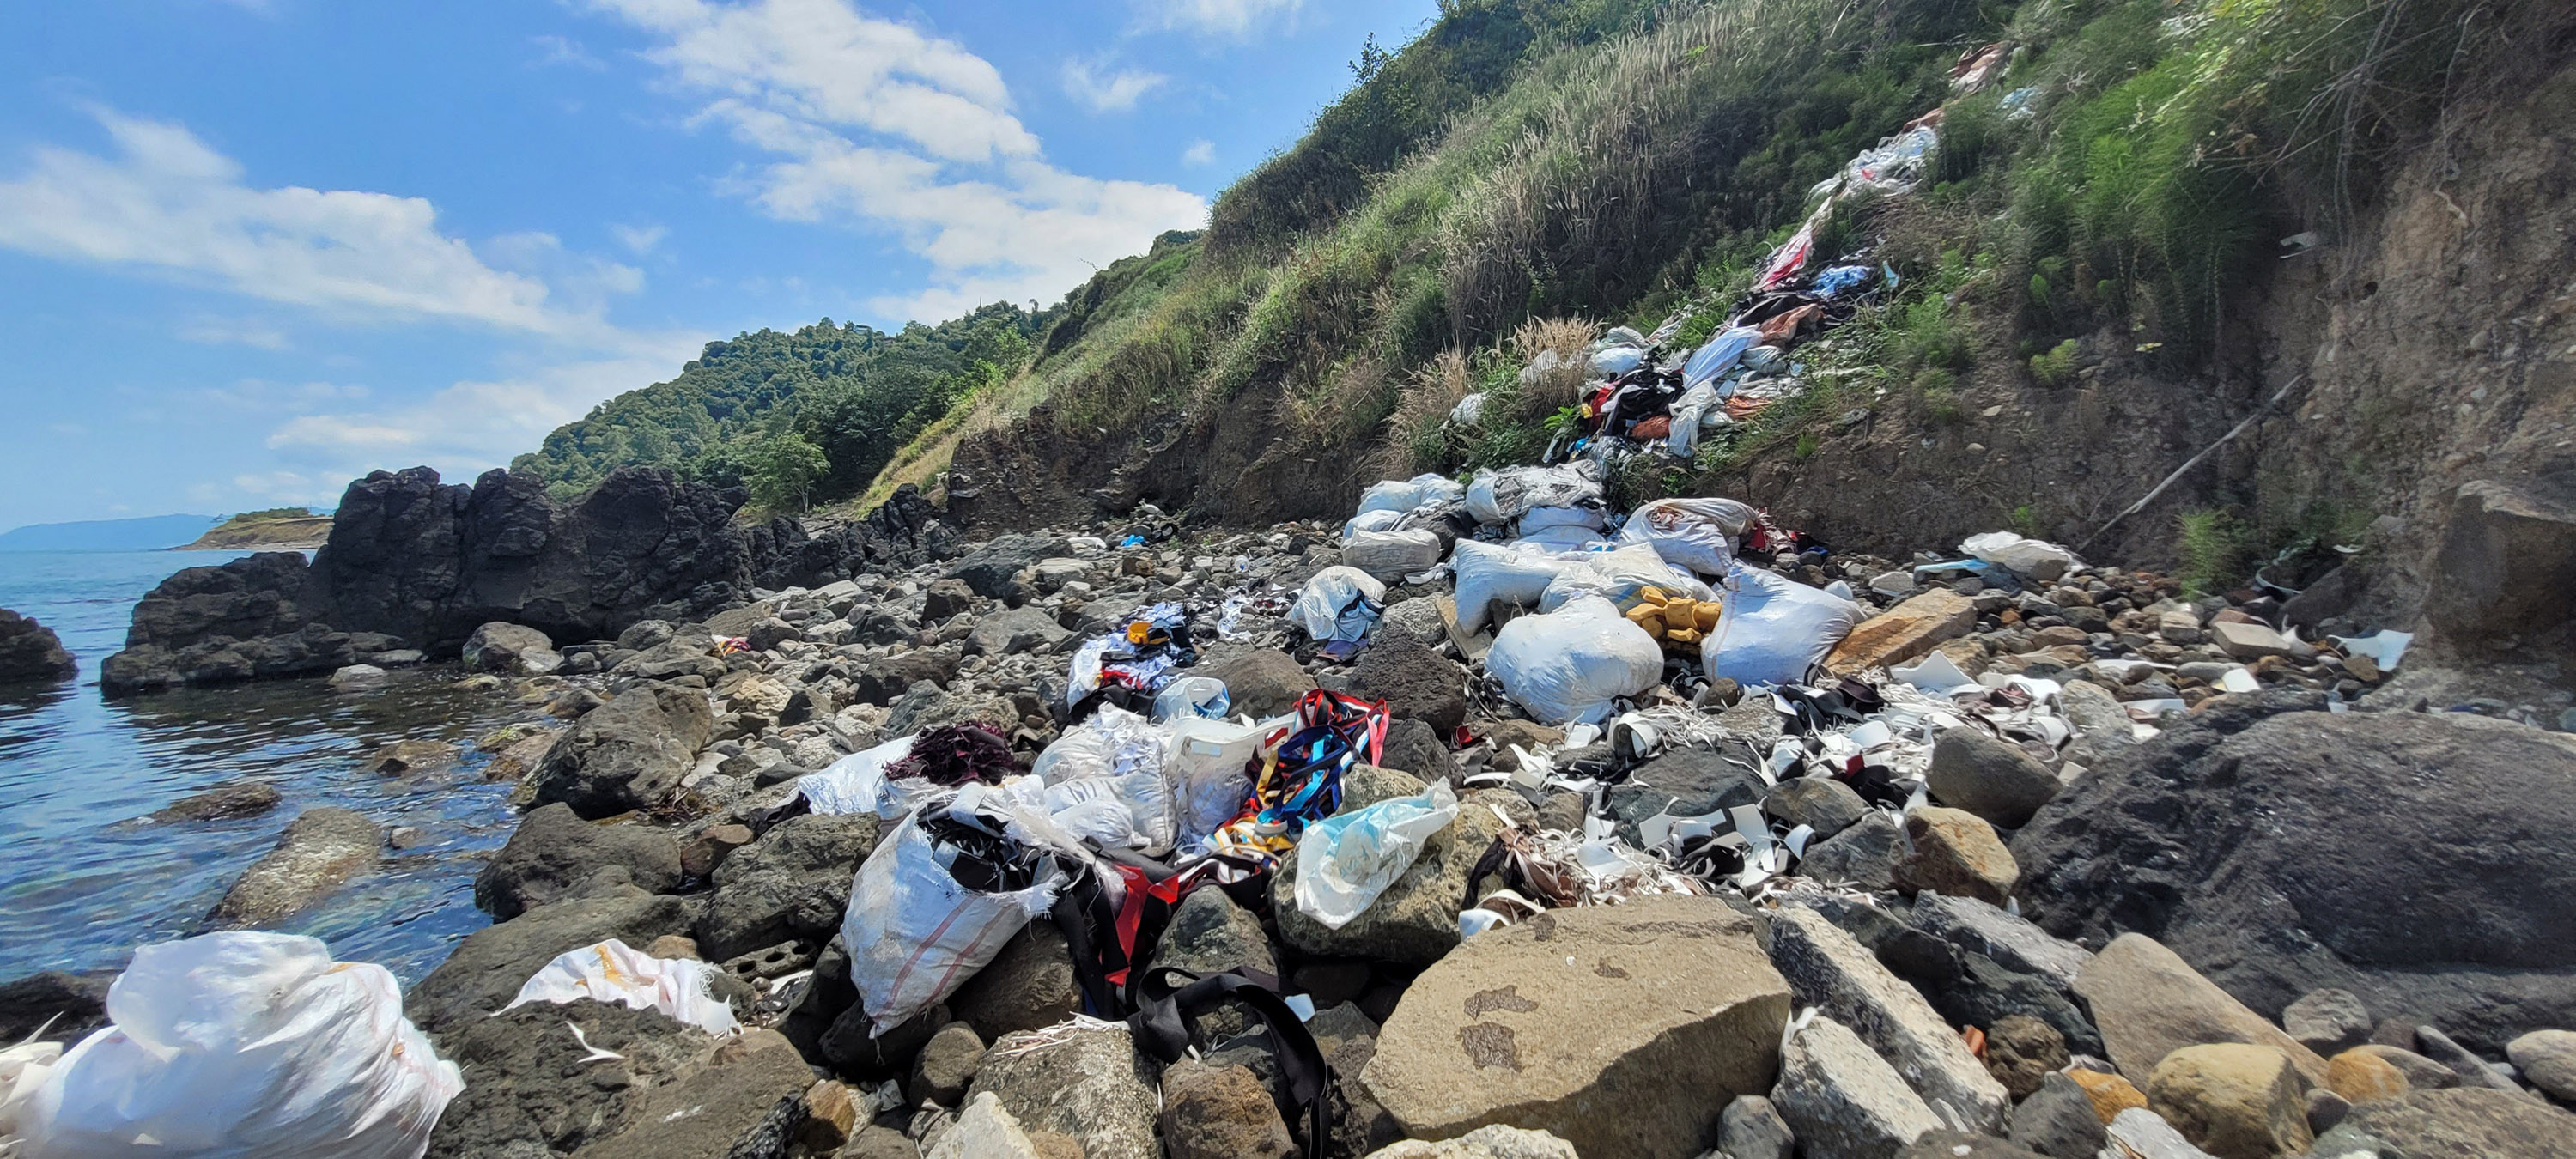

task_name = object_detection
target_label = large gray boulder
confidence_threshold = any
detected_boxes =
[1200,649,1315,719]
[406,884,696,1035]
[462,621,559,675]
[2427,477,2576,658]
[565,1034,813,1159]
[0,609,76,685]
[204,806,381,928]
[693,812,880,963]
[945,534,1058,598]
[474,803,683,920]
[2307,1087,2576,1156]
[532,683,714,819]
[100,552,354,693]
[1923,726,2061,828]
[1768,905,2010,1133]
[1346,637,1470,733]
[424,1001,720,1157]
[1770,1015,1941,1159]
[1361,895,1790,1158]
[965,1022,1161,1159]
[961,606,1070,657]
[2014,698,2576,1052]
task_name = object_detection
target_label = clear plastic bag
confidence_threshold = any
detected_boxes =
[504,938,741,1036]
[1701,563,1862,688]
[841,812,1066,1036]
[22,932,461,1159]
[1293,780,1460,929]
[797,734,928,819]
[1486,596,1666,725]
[1166,717,1265,853]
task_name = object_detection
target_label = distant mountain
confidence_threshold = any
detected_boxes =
[0,514,224,552]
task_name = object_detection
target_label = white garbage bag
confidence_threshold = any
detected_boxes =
[842,812,1066,1037]
[1701,563,1862,688]
[1510,525,1607,553]
[1683,326,1764,392]
[1340,508,1406,539]
[1517,505,1605,533]
[1448,392,1489,428]
[1486,596,1667,725]
[1538,543,1716,613]
[1355,474,1463,517]
[1462,464,1605,526]
[797,734,931,820]
[21,932,462,1159]
[1959,531,2078,581]
[1589,344,1645,378]
[504,938,741,1036]
[1451,540,1581,634]
[1166,717,1265,852]
[1290,567,1387,639]
[1294,780,1460,928]
[1027,706,1176,850]
[1619,497,1759,576]
[1340,529,1444,583]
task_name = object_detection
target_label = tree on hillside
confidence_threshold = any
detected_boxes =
[745,434,829,512]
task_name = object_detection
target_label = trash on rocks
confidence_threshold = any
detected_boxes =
[1540,543,1716,615]
[1621,497,1759,576]
[1959,531,2079,581]
[1451,539,1581,634]
[1463,463,1606,525]
[1210,689,1390,865]
[1294,780,1460,929]
[1487,595,1665,725]
[1356,474,1465,518]
[887,722,1023,786]
[503,938,743,1036]
[1702,562,1863,688]
[1166,715,1268,853]
[1030,705,1177,850]
[2332,629,2411,671]
[1289,566,1388,646]
[843,797,1068,1036]
[1150,676,1231,723]
[798,733,931,819]
[1066,602,1199,712]
[18,931,462,1157]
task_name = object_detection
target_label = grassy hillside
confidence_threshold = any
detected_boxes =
[181,508,336,550]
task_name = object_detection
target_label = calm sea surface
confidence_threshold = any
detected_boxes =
[0,549,532,983]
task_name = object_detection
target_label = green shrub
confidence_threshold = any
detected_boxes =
[2177,508,2250,596]
[2029,339,2078,385]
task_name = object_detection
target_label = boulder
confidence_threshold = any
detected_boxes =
[0,971,110,1044]
[2069,1068,2149,1124]
[965,1022,1160,1159]
[1771,1015,1942,1159]
[924,1092,1040,1159]
[1160,1059,1297,1159]
[364,738,458,774]
[567,1032,813,1159]
[948,923,1083,1041]
[1716,1095,1796,1159]
[101,552,353,693]
[1202,649,1315,719]
[2325,1047,2414,1104]
[1145,887,1276,1041]
[962,606,1070,657]
[1348,637,1470,733]
[2427,476,2576,654]
[2307,1087,2576,1157]
[911,1022,985,1107]
[2072,934,2327,1086]
[328,663,388,690]
[1894,806,2017,905]
[2507,1029,2576,1101]
[1924,727,2062,828]
[851,650,954,706]
[921,578,978,620]
[1361,1125,1580,1157]
[1376,717,1452,786]
[1893,1131,2050,1158]
[146,780,282,823]
[1768,905,2010,1132]
[1274,775,1514,966]
[1984,1014,2070,1099]
[947,534,1057,599]
[694,812,879,962]
[474,803,683,920]
[1800,810,1904,889]
[2348,1044,2453,1091]
[0,609,76,684]
[1905,892,2092,994]
[1360,895,1790,1158]
[463,622,558,674]
[1765,776,1869,838]
[2102,1106,2220,1158]
[532,683,714,819]
[2209,621,2312,661]
[2281,988,2373,1057]
[1606,744,1768,841]
[2148,1044,2314,1159]
[2008,1072,2111,1158]
[424,1000,720,1157]
[204,805,381,927]
[406,884,696,1035]
[2014,704,2576,1053]
[1824,589,1977,675]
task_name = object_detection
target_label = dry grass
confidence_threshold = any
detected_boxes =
[1368,348,1475,476]
[1281,350,1392,442]
[1509,314,1599,418]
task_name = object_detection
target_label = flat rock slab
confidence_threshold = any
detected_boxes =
[2074,934,2326,1087]
[1770,904,2010,1133]
[204,805,381,927]
[1826,589,1976,675]
[1362,895,1790,1158]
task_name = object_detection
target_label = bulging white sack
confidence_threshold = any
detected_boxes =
[1701,563,1862,688]
[1486,596,1666,725]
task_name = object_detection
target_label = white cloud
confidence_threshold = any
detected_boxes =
[1182,138,1215,167]
[1061,58,1167,113]
[194,378,369,410]
[586,0,1206,320]
[611,221,669,253]
[0,106,626,339]
[532,34,606,70]
[177,315,292,349]
[1137,0,1303,36]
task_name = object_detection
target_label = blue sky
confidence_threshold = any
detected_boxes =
[0,0,1442,532]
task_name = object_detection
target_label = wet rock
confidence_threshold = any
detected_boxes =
[2147,1043,2312,1159]
[1716,1094,1795,1159]
[1825,588,1977,675]
[911,1022,985,1107]
[568,1030,813,1159]
[1376,717,1452,785]
[1202,648,1315,719]
[1895,806,2017,906]
[424,1000,717,1157]
[1769,905,2009,1132]
[0,608,76,684]
[1361,895,1790,1158]
[2008,1071,2110,1158]
[1801,810,1903,889]
[963,606,1070,657]
[1607,745,1768,841]
[2307,1087,2576,1157]
[1984,1014,2069,1099]
[965,1022,1160,1159]
[2014,706,2576,1053]
[147,780,282,823]
[1924,727,2061,828]
[101,552,353,693]
[406,884,696,1035]
[1765,776,1868,838]
[1161,1059,1297,1159]
[1363,1124,1580,1157]
[328,663,388,690]
[1905,892,2092,994]
[1348,637,1470,733]
[694,812,878,962]
[1274,776,1514,966]
[949,923,1083,1041]
[532,683,714,819]
[2282,988,2372,1056]
[463,622,559,675]
[2073,934,2326,1086]
[0,970,110,1043]
[365,737,459,774]
[2507,1029,2576,1101]
[1771,1014,1942,1159]
[205,805,381,928]
[475,803,683,920]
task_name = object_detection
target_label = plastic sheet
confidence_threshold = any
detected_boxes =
[1463,463,1605,525]
[1701,563,1862,687]
[798,734,929,819]
[21,932,461,1158]
[1682,326,1764,392]
[1450,540,1579,634]
[1151,677,1230,723]
[1449,392,1488,428]
[1166,717,1267,852]
[1293,781,1459,929]
[1486,596,1666,725]
[1619,497,1759,576]
[505,938,741,1036]
[1340,508,1406,539]
[1289,567,1387,640]
[1959,531,2077,580]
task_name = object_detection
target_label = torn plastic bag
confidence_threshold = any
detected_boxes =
[1355,474,1464,517]
[796,733,927,819]
[1510,524,1607,553]
[1340,507,1406,539]
[1166,717,1266,852]
[1486,595,1666,725]
[1589,344,1645,379]
[22,931,461,1159]
[1033,704,1167,786]
[1619,497,1759,576]
[1289,566,1387,640]
[842,800,1066,1036]
[504,938,741,1036]
[1293,780,1460,929]
[1462,463,1605,526]
[1451,539,1580,634]
[1810,264,1874,296]
[1683,326,1764,392]
[1448,392,1488,428]
[1151,677,1230,723]
[1959,531,2078,581]
[1539,543,1716,613]
[1701,563,1862,688]
[1340,529,1443,583]
[1667,384,1721,458]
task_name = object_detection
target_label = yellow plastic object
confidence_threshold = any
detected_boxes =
[1625,586,1720,646]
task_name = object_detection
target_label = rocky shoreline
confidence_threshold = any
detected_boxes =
[9,466,2575,1158]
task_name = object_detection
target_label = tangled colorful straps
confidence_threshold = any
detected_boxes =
[1209,690,1390,863]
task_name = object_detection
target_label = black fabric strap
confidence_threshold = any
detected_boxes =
[1127,966,1333,1159]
